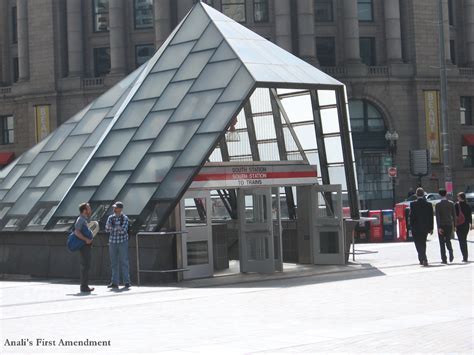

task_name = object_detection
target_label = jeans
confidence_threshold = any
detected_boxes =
[438,225,454,262]
[79,244,92,289]
[456,225,469,261]
[109,240,130,285]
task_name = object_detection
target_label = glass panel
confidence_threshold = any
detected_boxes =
[190,60,241,92]
[152,80,194,111]
[320,231,339,254]
[91,69,140,109]
[192,23,222,52]
[328,165,347,189]
[350,118,364,132]
[113,99,156,129]
[83,118,113,147]
[134,0,153,29]
[218,66,254,103]
[244,193,268,223]
[42,124,75,151]
[0,165,26,189]
[197,102,241,133]
[184,198,207,227]
[318,90,337,106]
[17,136,50,164]
[320,108,341,134]
[170,4,209,44]
[118,184,157,215]
[175,133,220,167]
[254,115,276,140]
[76,158,116,187]
[31,161,67,188]
[227,131,251,156]
[41,175,75,202]
[348,100,364,118]
[54,187,96,217]
[294,124,317,150]
[70,109,109,135]
[129,152,179,183]
[93,172,131,201]
[258,142,279,161]
[8,189,45,215]
[50,135,88,161]
[113,140,153,171]
[151,42,195,72]
[173,50,214,82]
[95,129,135,157]
[133,72,176,101]
[133,110,172,140]
[281,95,313,123]
[187,241,209,265]
[23,152,52,177]
[63,147,94,174]
[154,168,195,199]
[367,104,382,118]
[66,103,93,123]
[170,90,222,122]
[210,42,236,62]
[324,136,344,163]
[367,118,385,132]
[149,121,201,152]
[3,177,32,203]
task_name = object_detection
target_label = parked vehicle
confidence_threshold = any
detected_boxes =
[466,192,474,210]
[399,192,442,209]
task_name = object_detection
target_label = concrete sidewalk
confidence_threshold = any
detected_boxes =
[1,230,473,354]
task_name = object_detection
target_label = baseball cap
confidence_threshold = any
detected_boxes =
[112,201,124,209]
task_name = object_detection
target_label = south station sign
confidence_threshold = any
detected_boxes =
[190,162,318,190]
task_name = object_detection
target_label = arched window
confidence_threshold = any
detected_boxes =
[348,100,385,133]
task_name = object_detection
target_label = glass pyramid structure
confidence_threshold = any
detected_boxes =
[0,2,357,232]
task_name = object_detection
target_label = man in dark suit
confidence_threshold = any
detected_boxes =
[409,188,434,266]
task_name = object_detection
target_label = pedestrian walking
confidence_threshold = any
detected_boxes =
[409,188,433,266]
[435,189,456,264]
[455,192,472,262]
[105,202,131,289]
[75,202,94,293]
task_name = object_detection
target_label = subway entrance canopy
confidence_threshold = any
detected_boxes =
[0,2,358,232]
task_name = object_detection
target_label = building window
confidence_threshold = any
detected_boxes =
[348,100,385,133]
[358,0,373,22]
[314,0,333,22]
[450,40,456,64]
[11,6,17,44]
[134,0,153,29]
[448,0,454,26]
[222,0,246,23]
[135,44,155,67]
[253,0,269,23]
[93,0,109,32]
[93,47,110,77]
[462,146,474,167]
[461,97,473,125]
[0,116,14,145]
[360,37,376,66]
[13,57,19,82]
[316,37,336,66]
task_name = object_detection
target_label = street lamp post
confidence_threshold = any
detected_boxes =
[385,130,399,208]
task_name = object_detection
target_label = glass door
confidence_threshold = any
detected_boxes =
[311,185,345,265]
[181,190,213,280]
[238,187,275,273]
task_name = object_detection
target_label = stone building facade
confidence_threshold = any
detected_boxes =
[0,0,473,208]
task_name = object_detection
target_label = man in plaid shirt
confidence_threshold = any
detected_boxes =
[106,201,131,289]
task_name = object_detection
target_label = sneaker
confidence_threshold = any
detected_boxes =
[107,283,118,289]
[124,283,131,289]
[80,287,95,293]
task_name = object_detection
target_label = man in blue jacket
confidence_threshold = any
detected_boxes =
[106,202,131,289]
[75,202,94,293]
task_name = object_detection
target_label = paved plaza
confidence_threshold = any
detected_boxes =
[1,230,473,354]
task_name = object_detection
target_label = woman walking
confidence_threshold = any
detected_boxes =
[455,192,472,262]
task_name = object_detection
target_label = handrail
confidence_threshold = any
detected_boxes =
[135,231,189,286]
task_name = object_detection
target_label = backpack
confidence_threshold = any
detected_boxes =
[456,203,465,226]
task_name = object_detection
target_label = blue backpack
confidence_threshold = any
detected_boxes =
[67,224,93,252]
